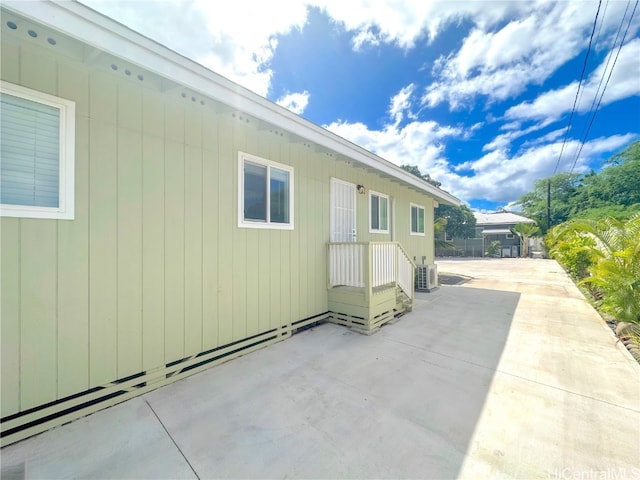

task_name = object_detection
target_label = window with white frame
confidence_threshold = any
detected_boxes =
[369,190,389,233]
[410,203,425,235]
[0,81,75,219]
[238,151,293,229]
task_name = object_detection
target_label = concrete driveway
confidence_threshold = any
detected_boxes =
[2,259,639,479]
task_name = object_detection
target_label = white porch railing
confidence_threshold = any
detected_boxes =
[328,243,365,288]
[328,242,415,301]
[396,245,413,299]
[371,243,395,288]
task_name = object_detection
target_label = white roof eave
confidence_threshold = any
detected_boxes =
[3,0,461,207]
[482,229,514,235]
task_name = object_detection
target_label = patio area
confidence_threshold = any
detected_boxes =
[2,258,639,479]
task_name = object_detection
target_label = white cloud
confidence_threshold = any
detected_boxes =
[422,1,639,109]
[276,91,311,114]
[388,84,416,126]
[79,0,547,96]
[352,28,381,51]
[481,119,555,152]
[317,0,528,49]
[327,108,636,204]
[81,0,309,96]
[81,0,639,106]
[520,128,566,149]
[325,118,462,174]
[505,38,640,124]
[438,134,636,203]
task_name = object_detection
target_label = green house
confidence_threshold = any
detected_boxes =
[0,0,460,446]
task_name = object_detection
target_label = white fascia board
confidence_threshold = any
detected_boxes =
[3,0,460,206]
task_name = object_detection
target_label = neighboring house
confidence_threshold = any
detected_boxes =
[436,212,536,258]
[0,1,460,445]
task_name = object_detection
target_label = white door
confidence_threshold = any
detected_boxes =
[330,178,356,242]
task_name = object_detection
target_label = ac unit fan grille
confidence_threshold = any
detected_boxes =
[415,265,429,291]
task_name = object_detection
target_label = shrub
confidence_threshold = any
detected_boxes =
[547,214,640,325]
[485,240,501,257]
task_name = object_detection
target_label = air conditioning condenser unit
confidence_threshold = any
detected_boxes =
[415,264,438,292]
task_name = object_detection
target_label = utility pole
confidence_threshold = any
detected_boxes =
[546,179,551,231]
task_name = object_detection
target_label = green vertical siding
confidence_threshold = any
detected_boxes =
[14,47,58,410]
[57,65,90,399]
[184,143,204,355]
[141,132,166,370]
[1,218,20,416]
[164,139,186,362]
[20,220,58,409]
[232,123,248,340]
[298,146,309,319]
[1,35,441,422]
[88,118,118,387]
[216,118,234,345]
[201,113,220,349]
[279,142,293,325]
[288,146,302,323]
[1,39,19,83]
[117,127,143,378]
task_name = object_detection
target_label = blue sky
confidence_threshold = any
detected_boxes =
[82,0,640,211]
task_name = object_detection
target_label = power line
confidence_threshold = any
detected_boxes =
[552,0,603,176]
[576,0,610,111]
[577,0,625,135]
[569,0,639,174]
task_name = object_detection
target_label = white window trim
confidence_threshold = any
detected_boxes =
[238,151,294,230]
[444,232,453,241]
[0,81,75,220]
[368,190,389,234]
[409,202,425,236]
[506,233,515,239]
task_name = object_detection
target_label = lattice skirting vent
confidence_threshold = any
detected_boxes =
[1,312,328,447]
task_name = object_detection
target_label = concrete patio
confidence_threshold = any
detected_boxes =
[2,258,639,479]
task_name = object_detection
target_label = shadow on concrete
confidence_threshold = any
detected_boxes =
[140,284,520,479]
[381,285,521,478]
[0,285,519,479]
[438,272,474,285]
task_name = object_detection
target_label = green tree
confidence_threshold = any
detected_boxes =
[570,140,640,217]
[400,164,442,187]
[597,140,640,207]
[569,204,640,222]
[434,217,455,250]
[511,222,540,257]
[514,172,581,230]
[515,141,640,228]
[435,204,477,239]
